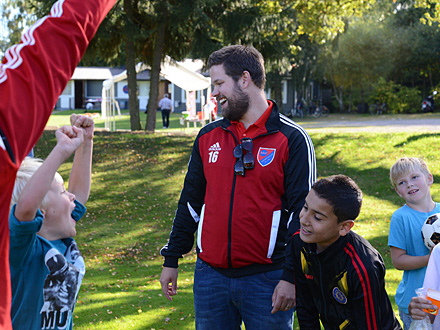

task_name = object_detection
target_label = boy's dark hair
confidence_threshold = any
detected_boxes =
[312,174,363,223]
[207,45,266,89]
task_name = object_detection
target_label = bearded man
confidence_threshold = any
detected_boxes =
[159,45,316,330]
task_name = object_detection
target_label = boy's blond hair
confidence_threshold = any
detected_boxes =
[10,157,64,211]
[390,157,431,188]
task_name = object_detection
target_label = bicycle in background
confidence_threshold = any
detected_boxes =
[369,102,387,115]
[311,105,329,118]
[290,99,329,119]
[290,107,304,118]
[290,100,307,118]
[306,99,329,118]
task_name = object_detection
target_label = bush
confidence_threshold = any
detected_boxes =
[394,86,421,114]
[370,78,421,114]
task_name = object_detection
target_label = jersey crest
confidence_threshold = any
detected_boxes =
[332,287,347,304]
[257,147,276,167]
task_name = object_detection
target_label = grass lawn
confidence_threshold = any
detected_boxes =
[47,109,202,133]
[32,110,440,329]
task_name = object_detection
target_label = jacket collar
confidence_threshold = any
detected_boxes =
[220,99,280,135]
[304,233,350,260]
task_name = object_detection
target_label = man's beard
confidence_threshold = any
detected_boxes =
[222,83,250,122]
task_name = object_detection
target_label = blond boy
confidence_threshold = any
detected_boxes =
[9,114,93,330]
[388,157,440,330]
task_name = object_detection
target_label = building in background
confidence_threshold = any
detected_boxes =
[56,59,326,116]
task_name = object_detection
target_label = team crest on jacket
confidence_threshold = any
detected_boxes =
[332,287,347,304]
[257,147,276,167]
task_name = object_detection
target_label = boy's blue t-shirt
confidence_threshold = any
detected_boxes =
[388,202,440,314]
[9,200,86,330]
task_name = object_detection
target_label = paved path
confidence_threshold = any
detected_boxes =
[299,116,440,132]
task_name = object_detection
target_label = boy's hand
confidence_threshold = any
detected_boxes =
[409,296,436,320]
[70,113,94,141]
[271,280,295,314]
[55,125,84,155]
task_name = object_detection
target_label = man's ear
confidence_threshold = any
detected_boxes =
[339,220,354,237]
[240,71,251,88]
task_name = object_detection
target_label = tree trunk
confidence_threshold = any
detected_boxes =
[146,20,166,132]
[331,78,344,112]
[348,89,352,113]
[124,0,141,131]
[272,71,284,114]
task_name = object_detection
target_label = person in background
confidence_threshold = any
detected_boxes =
[0,0,116,327]
[159,93,173,128]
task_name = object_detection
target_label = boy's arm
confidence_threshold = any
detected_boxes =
[349,252,401,330]
[291,235,321,328]
[14,126,84,222]
[68,114,94,204]
[390,246,430,270]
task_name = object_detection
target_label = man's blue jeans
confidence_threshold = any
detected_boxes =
[193,258,294,330]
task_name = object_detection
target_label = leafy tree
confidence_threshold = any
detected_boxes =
[121,0,226,132]
[415,0,440,25]
[6,0,436,122]
[0,0,36,55]
[320,19,395,111]
[385,2,440,93]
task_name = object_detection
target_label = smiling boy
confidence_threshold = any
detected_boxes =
[292,174,402,330]
[388,157,440,329]
[9,114,93,330]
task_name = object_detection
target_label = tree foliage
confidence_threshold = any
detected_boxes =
[3,0,440,119]
[0,0,36,55]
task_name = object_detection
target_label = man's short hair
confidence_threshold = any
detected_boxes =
[390,157,431,188]
[312,174,363,223]
[207,45,266,89]
[164,93,169,98]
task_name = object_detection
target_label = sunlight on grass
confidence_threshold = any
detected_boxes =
[33,113,440,329]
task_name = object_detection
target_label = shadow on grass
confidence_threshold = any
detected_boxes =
[35,130,197,329]
[311,131,440,206]
[394,133,440,148]
[33,129,440,329]
[74,260,196,330]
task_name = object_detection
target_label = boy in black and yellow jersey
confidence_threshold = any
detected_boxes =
[292,175,401,330]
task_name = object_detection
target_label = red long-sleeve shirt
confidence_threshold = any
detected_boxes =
[0,0,115,327]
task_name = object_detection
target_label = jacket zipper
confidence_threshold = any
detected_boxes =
[317,256,328,319]
[228,174,236,268]
[222,126,279,268]
[223,127,239,268]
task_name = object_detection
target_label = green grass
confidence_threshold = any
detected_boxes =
[33,112,440,329]
[48,109,203,133]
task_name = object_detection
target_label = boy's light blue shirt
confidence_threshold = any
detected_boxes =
[388,202,440,314]
[9,200,86,330]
